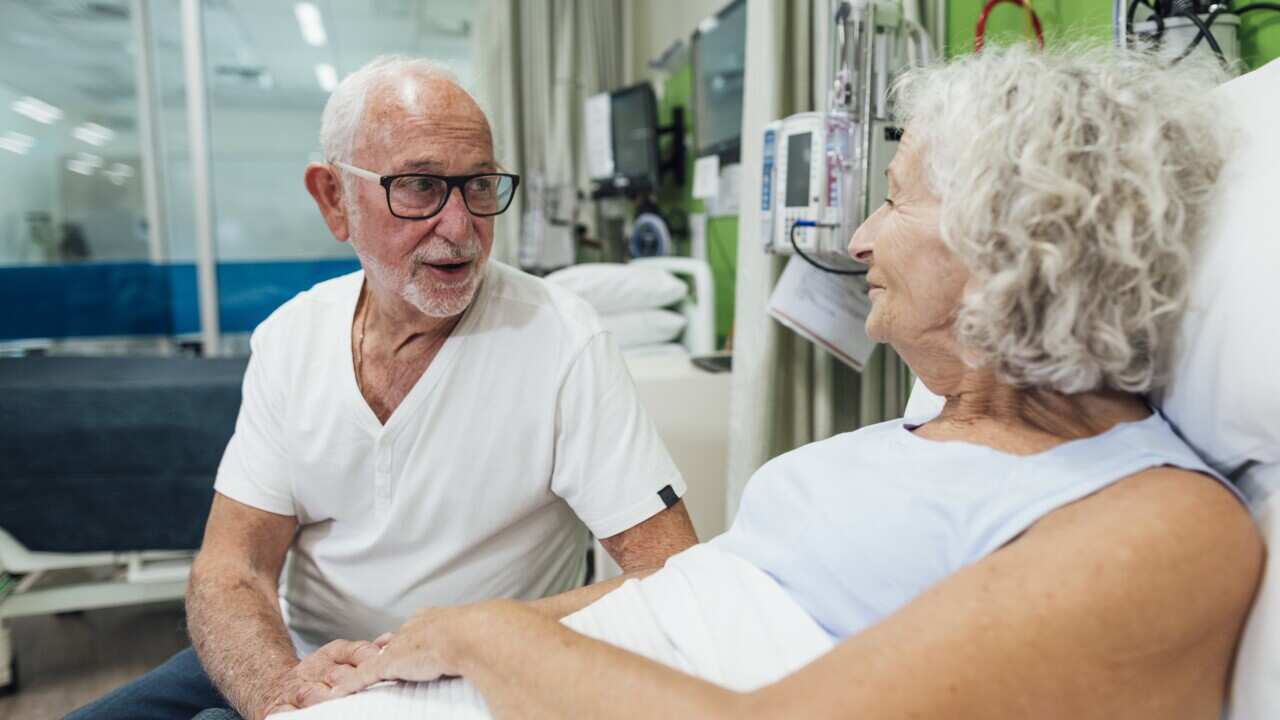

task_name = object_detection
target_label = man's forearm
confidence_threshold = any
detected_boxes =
[525,569,658,619]
[186,567,300,719]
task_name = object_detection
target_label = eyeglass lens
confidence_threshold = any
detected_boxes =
[388,175,515,218]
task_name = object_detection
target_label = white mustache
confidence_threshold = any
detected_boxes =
[414,242,478,264]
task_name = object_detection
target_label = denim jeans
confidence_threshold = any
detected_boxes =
[65,647,241,720]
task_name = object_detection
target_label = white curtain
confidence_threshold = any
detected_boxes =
[473,0,625,271]
[474,0,623,268]
[473,0,524,265]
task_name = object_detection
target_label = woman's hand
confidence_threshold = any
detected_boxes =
[326,599,528,698]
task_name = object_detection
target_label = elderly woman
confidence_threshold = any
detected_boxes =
[277,45,1262,720]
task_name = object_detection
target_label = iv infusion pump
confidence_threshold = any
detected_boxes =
[761,0,928,260]
[761,112,900,258]
[764,114,851,257]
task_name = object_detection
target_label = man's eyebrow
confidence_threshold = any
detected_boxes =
[398,159,448,173]
[397,159,498,174]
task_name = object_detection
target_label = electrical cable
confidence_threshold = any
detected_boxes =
[1126,0,1169,48]
[1170,8,1228,64]
[1233,2,1280,15]
[1170,6,1229,63]
[975,0,1046,52]
[1127,0,1158,36]
[1130,1,1280,66]
[790,221,867,276]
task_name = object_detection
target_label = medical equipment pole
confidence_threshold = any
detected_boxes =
[1113,0,1128,47]
[181,0,222,356]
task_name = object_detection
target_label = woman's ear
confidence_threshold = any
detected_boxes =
[304,163,351,242]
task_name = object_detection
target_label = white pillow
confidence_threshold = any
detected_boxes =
[1150,58,1280,483]
[1230,465,1280,719]
[602,309,688,349]
[546,263,687,315]
[1165,58,1280,720]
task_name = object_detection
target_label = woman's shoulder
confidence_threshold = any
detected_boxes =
[1041,463,1262,620]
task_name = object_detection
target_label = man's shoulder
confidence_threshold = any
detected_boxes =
[253,269,362,346]
[481,262,603,344]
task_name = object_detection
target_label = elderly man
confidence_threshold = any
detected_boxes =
[68,55,697,720]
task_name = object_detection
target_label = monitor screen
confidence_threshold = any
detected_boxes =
[693,0,746,162]
[610,84,659,191]
[785,133,812,208]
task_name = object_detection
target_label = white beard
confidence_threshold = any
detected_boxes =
[349,202,485,319]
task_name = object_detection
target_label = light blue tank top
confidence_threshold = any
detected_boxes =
[713,411,1246,641]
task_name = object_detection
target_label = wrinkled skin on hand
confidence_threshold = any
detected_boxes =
[260,639,382,717]
[323,601,525,700]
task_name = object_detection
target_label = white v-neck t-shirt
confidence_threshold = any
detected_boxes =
[215,261,685,654]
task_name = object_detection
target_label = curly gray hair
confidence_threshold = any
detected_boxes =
[892,44,1232,394]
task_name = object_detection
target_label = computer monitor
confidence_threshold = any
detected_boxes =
[609,83,661,193]
[586,83,661,196]
[692,0,746,164]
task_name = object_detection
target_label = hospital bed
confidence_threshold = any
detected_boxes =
[0,356,245,693]
[905,56,1280,719]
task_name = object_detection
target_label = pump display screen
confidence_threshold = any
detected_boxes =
[785,133,812,208]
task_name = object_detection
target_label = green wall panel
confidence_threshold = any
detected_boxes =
[1239,6,1280,70]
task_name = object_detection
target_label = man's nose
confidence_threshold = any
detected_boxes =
[432,185,474,239]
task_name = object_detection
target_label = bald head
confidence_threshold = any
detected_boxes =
[318,55,492,166]
[353,72,493,167]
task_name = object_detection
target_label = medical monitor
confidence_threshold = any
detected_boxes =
[692,0,747,164]
[608,83,661,194]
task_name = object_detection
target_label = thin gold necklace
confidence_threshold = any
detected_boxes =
[355,285,370,396]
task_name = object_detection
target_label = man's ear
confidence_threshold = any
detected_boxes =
[304,163,351,242]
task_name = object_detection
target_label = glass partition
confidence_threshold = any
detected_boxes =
[0,0,479,355]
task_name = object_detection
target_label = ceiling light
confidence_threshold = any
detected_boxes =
[67,152,103,175]
[106,163,135,185]
[295,3,328,46]
[72,122,115,147]
[315,63,338,92]
[11,96,63,124]
[0,131,34,155]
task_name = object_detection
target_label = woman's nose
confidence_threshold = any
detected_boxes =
[848,217,875,265]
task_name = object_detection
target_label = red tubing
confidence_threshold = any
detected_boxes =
[975,0,1046,52]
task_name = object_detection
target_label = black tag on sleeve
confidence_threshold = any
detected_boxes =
[658,484,679,508]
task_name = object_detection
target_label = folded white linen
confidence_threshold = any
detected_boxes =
[277,544,834,718]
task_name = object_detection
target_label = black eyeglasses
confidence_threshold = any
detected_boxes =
[333,161,520,220]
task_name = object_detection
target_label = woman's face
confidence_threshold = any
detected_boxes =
[848,132,969,351]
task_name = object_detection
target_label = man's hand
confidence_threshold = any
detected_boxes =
[259,639,382,717]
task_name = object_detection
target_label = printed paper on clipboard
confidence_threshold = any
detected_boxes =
[767,256,878,371]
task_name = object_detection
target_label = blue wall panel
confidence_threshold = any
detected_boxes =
[0,259,360,341]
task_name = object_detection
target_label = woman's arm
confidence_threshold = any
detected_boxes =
[331,600,747,719]
[331,467,1262,719]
